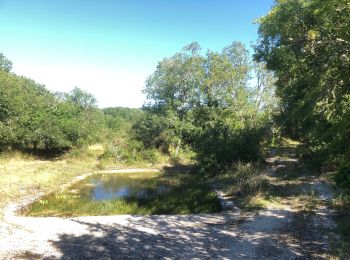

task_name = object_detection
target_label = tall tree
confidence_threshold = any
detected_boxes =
[255,0,350,186]
[139,42,275,170]
[141,42,203,155]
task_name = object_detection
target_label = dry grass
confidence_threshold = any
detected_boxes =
[0,148,103,216]
[0,144,179,217]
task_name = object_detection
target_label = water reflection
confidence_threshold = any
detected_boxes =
[89,174,170,201]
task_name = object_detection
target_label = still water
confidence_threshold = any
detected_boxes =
[85,172,170,201]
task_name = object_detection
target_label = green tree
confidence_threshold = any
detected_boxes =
[255,0,350,187]
[141,42,203,155]
[139,42,275,171]
[69,87,97,110]
[0,53,12,72]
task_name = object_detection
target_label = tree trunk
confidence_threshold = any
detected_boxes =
[175,139,181,157]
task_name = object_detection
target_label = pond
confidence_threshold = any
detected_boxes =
[23,171,221,216]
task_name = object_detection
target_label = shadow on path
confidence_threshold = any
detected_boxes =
[14,211,303,259]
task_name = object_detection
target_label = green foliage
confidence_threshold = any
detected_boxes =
[134,112,186,154]
[0,53,12,72]
[195,121,263,171]
[335,162,350,192]
[138,42,277,172]
[99,138,161,164]
[103,107,143,137]
[255,0,350,187]
[69,87,97,110]
[0,56,106,152]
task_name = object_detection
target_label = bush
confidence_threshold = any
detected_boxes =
[194,121,263,173]
[335,161,350,192]
[228,162,266,196]
[99,138,161,164]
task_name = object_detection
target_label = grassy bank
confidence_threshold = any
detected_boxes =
[0,144,172,217]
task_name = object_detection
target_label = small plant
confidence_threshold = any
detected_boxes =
[335,161,350,192]
[227,162,267,196]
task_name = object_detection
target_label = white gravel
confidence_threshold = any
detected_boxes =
[1,208,302,259]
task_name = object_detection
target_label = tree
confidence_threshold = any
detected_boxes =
[139,42,276,170]
[255,0,350,188]
[0,53,12,72]
[69,87,97,110]
[141,42,203,155]
[192,44,266,170]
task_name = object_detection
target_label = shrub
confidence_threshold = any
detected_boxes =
[194,121,263,173]
[99,139,161,165]
[228,162,266,196]
[335,161,350,192]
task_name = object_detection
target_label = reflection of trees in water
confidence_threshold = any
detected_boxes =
[85,173,174,201]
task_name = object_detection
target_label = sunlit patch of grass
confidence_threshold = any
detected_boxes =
[88,144,104,151]
[295,190,321,212]
[240,193,284,211]
[268,137,301,148]
[23,172,221,216]
[0,148,104,217]
[238,189,322,212]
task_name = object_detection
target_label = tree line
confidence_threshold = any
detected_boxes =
[0,56,141,153]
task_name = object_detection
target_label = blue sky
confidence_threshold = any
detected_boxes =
[0,0,274,108]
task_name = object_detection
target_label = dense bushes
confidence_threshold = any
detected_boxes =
[335,161,350,192]
[194,122,263,171]
[99,138,163,165]
[103,107,143,137]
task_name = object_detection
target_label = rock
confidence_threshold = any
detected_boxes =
[220,200,235,210]
[233,207,241,212]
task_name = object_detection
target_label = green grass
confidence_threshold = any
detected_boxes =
[23,172,220,216]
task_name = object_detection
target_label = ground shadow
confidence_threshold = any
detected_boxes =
[14,211,315,259]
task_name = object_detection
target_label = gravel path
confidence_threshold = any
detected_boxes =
[2,209,302,259]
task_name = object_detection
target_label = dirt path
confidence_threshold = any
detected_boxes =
[0,156,340,259]
[258,149,339,258]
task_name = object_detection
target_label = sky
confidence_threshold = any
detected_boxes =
[0,0,274,108]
